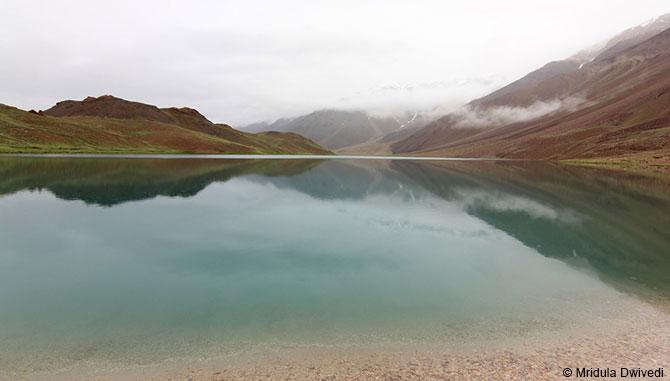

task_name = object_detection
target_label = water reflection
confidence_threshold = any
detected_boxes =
[1,156,670,373]
[0,157,322,206]
[390,160,670,296]
[1,157,669,299]
[3,157,670,296]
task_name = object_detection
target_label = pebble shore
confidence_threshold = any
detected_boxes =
[14,300,670,381]
[124,305,670,380]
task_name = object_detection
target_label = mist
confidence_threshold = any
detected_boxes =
[452,97,587,128]
[1,0,668,125]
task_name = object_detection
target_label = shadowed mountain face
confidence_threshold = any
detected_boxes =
[243,110,426,151]
[1,157,669,298]
[391,16,670,162]
[0,96,331,155]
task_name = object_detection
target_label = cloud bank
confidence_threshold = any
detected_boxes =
[453,97,586,128]
[1,0,668,125]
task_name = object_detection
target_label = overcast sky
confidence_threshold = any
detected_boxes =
[1,0,668,125]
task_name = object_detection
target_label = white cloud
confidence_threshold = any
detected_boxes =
[453,96,586,128]
[0,0,667,125]
[454,189,581,224]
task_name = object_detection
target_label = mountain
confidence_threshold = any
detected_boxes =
[574,13,670,62]
[242,121,272,133]
[471,13,670,109]
[242,110,426,151]
[0,96,330,155]
[44,95,181,123]
[337,112,432,154]
[391,15,670,166]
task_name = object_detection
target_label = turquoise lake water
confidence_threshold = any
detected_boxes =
[0,157,669,376]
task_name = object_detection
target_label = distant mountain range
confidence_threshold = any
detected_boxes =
[0,96,330,154]
[388,13,670,164]
[242,109,429,151]
[2,13,669,164]
[241,14,670,166]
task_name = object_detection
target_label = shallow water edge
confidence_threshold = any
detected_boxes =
[0,153,506,161]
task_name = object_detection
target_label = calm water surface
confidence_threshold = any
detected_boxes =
[0,157,669,376]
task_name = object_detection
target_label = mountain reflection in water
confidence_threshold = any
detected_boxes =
[1,156,669,300]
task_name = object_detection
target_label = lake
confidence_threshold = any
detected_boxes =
[1,157,669,379]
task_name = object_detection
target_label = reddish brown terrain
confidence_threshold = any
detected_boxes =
[390,16,670,168]
[0,96,330,155]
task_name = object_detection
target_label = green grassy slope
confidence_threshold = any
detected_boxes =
[0,103,331,155]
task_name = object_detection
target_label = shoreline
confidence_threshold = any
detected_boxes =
[3,153,669,174]
[561,153,670,174]
[10,299,669,381]
[1,153,669,381]
[0,153,508,162]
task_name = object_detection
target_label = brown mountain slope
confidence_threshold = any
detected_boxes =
[0,96,331,155]
[587,13,670,62]
[390,60,588,154]
[392,24,670,165]
[473,60,585,109]
[45,95,176,124]
[161,107,214,128]
[388,114,485,154]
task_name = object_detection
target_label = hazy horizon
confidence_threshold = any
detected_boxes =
[1,0,668,126]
